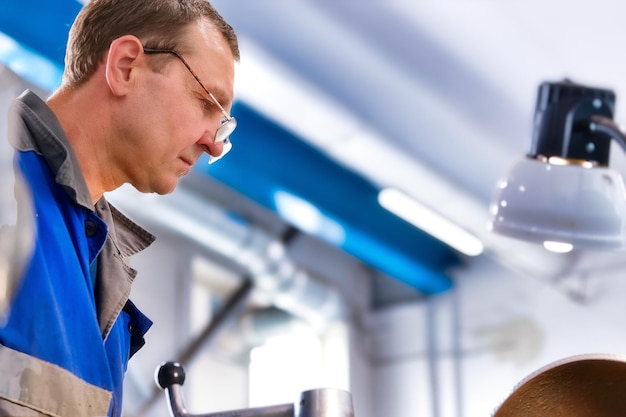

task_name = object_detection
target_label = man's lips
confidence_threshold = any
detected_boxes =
[180,156,194,167]
[178,157,195,176]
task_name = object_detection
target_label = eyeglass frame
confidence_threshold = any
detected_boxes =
[143,47,236,163]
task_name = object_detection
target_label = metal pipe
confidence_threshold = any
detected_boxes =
[137,278,254,416]
[177,277,254,365]
[451,281,464,417]
[297,388,355,417]
[426,297,440,417]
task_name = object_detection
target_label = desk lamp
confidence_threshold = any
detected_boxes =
[489,80,626,250]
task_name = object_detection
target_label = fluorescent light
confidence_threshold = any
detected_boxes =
[273,190,346,246]
[378,188,484,256]
[0,32,63,91]
[543,241,573,253]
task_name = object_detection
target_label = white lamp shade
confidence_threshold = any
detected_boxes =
[489,157,626,249]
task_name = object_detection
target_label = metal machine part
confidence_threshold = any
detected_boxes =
[493,353,626,417]
[156,362,355,417]
[0,137,35,319]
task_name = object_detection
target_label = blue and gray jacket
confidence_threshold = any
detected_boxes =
[0,90,155,417]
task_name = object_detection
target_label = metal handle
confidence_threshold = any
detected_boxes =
[156,362,355,417]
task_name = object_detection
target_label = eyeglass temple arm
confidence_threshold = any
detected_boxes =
[208,92,231,121]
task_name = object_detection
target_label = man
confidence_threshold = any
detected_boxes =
[0,0,239,415]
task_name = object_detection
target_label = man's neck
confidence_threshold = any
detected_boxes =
[47,83,114,204]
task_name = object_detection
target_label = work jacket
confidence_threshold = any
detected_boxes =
[0,90,155,416]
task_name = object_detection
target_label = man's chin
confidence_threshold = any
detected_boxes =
[155,183,178,195]
[135,180,179,196]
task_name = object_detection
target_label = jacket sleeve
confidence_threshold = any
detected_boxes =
[0,345,112,417]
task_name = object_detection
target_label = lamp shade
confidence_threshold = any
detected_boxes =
[488,157,626,249]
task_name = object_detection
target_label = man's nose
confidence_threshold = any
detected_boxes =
[198,128,232,164]
[208,136,225,156]
[197,126,222,154]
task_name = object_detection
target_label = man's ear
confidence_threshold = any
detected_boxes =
[105,35,144,96]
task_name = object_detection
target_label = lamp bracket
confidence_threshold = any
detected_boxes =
[589,115,626,154]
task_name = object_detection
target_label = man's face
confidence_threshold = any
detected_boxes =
[117,19,236,195]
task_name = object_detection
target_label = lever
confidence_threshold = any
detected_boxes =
[156,362,355,417]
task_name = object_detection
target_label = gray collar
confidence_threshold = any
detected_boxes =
[10,89,93,209]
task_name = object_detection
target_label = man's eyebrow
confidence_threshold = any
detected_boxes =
[213,92,234,111]
[210,89,231,104]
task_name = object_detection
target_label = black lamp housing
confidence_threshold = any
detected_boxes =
[530,80,616,165]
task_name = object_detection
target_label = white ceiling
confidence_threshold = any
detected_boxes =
[210,0,626,279]
[3,0,626,288]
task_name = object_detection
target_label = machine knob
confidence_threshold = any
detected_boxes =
[156,361,186,389]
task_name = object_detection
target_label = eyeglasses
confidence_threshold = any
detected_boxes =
[143,47,236,164]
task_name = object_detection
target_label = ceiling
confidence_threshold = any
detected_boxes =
[3,0,626,295]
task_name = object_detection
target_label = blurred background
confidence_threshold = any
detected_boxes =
[3,1,626,416]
